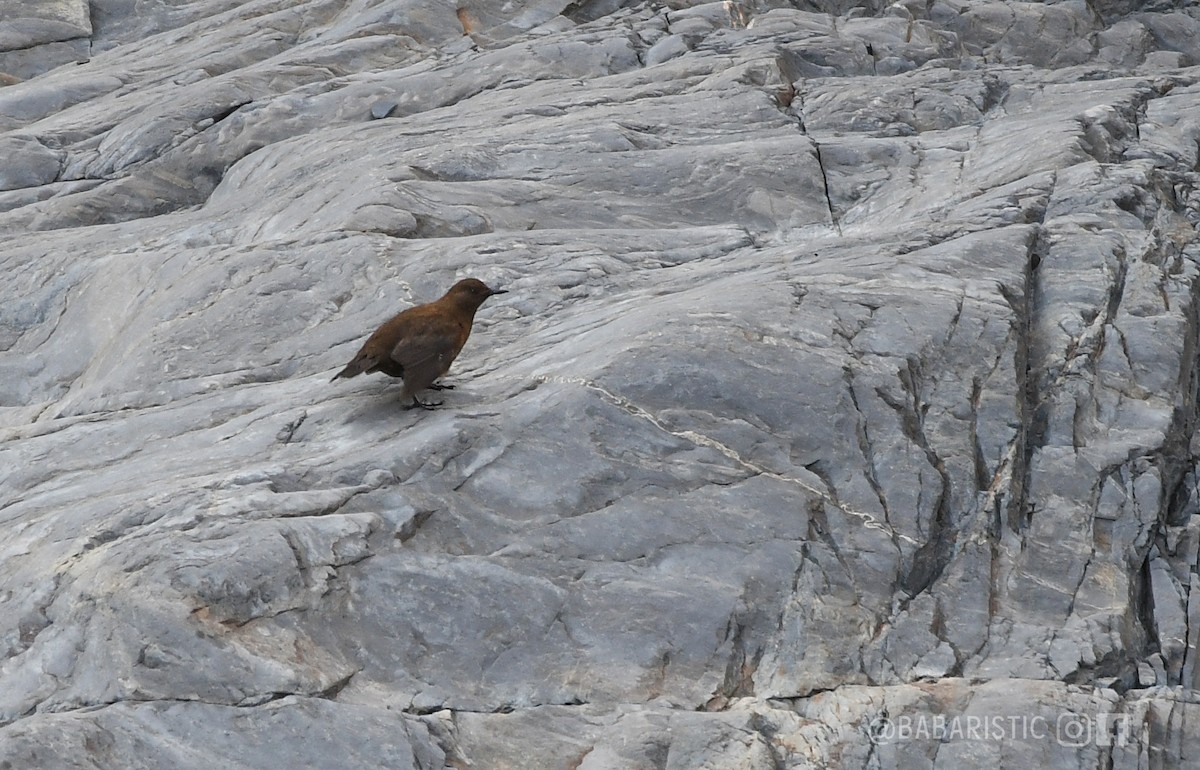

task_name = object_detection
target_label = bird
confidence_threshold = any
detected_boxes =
[331,277,507,409]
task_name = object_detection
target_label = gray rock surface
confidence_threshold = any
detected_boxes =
[1,0,1200,767]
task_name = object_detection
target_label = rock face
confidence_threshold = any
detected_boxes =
[1,0,1200,767]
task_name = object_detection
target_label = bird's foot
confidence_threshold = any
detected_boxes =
[428,383,456,391]
[404,397,443,410]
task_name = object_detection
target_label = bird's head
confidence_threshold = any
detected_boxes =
[445,277,507,311]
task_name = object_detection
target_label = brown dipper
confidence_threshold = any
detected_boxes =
[331,278,506,409]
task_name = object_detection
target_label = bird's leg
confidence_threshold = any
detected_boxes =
[403,395,443,410]
[427,382,456,391]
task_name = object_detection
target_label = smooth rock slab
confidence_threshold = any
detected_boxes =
[0,697,444,770]
[1,1,1200,768]
[0,134,61,189]
[0,0,91,51]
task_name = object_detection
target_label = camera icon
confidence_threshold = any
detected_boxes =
[1056,713,1092,747]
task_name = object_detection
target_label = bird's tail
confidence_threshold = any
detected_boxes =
[331,358,369,381]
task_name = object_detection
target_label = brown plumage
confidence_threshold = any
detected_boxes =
[331,277,507,409]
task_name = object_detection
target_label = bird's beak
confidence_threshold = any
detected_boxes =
[490,289,509,295]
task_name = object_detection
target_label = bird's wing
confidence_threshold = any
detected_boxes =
[388,314,461,370]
